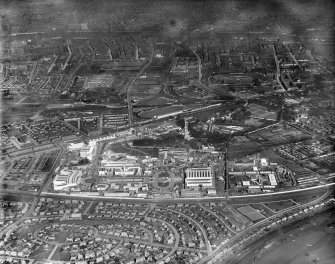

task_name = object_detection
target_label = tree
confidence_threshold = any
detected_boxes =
[78,158,90,165]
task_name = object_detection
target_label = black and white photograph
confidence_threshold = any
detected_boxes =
[0,0,334,263]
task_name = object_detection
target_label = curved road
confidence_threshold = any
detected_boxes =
[165,207,212,252]
[197,188,333,264]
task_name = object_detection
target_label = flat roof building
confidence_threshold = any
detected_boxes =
[185,167,214,188]
[53,168,83,191]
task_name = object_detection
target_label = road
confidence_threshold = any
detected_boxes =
[272,44,287,92]
[0,183,333,264]
[32,52,84,120]
[46,245,58,262]
[192,49,215,94]
[59,119,90,142]
[165,207,212,251]
[282,42,303,70]
[197,188,332,264]
[0,197,38,238]
[126,49,154,126]
[86,141,103,180]
[37,142,66,195]
[157,218,181,262]
[1,182,333,204]
[198,203,237,235]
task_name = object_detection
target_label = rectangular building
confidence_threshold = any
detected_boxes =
[185,167,214,188]
[268,173,277,186]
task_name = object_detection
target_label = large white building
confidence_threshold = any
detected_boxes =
[185,167,214,188]
[79,143,95,160]
[68,141,96,161]
[68,142,85,151]
[53,168,83,191]
[99,159,141,176]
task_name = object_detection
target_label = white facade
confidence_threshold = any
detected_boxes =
[53,168,83,191]
[98,161,141,176]
[185,167,214,188]
[80,144,95,160]
[68,142,85,151]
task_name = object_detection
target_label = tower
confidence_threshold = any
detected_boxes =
[135,46,139,61]
[184,117,193,141]
[108,48,113,61]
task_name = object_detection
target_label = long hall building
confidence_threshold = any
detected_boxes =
[185,167,214,188]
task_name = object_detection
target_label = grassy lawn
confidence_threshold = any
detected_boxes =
[263,200,297,212]
[250,203,274,217]
[29,246,52,260]
[51,247,71,261]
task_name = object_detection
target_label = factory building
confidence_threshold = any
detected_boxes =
[185,167,214,188]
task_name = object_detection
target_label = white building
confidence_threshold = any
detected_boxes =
[98,163,141,176]
[80,144,95,160]
[99,158,141,176]
[185,167,214,188]
[268,173,277,186]
[68,142,85,151]
[53,168,83,191]
[260,158,268,166]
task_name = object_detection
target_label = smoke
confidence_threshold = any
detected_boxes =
[280,0,334,57]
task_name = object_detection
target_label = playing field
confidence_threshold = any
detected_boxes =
[237,205,266,222]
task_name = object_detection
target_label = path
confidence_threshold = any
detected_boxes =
[47,245,58,261]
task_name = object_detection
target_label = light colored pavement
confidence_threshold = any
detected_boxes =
[34,183,335,201]
[46,245,58,261]
[1,182,333,204]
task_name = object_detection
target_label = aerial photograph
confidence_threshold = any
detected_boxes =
[0,0,334,263]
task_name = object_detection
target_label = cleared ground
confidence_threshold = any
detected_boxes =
[138,105,186,119]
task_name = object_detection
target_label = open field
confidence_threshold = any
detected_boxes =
[263,199,297,212]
